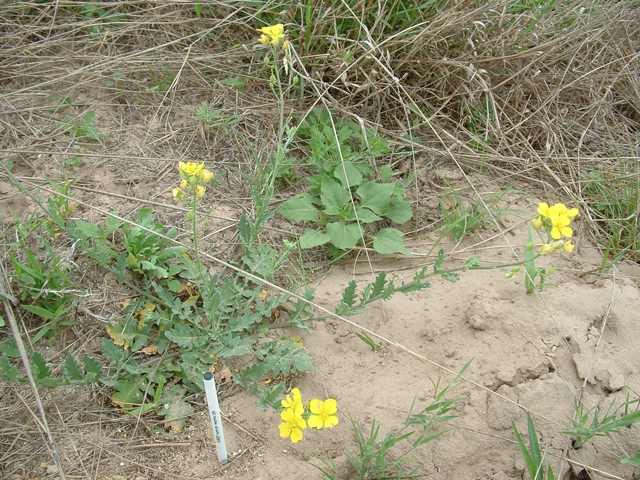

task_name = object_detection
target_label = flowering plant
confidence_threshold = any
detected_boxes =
[523,201,579,293]
[278,388,339,443]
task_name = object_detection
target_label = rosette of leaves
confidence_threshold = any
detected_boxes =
[277,164,413,256]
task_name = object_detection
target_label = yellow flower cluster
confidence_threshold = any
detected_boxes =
[278,388,339,443]
[172,161,214,200]
[257,23,287,47]
[533,202,578,255]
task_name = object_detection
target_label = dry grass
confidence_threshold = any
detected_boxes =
[1,0,639,477]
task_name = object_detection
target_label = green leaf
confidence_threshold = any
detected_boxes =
[75,220,101,237]
[321,177,350,215]
[83,355,102,382]
[255,382,286,410]
[371,228,412,256]
[64,354,83,381]
[21,304,57,319]
[299,228,330,249]
[101,337,129,368]
[384,198,413,224]
[111,379,145,409]
[165,323,204,349]
[157,384,195,432]
[380,165,393,183]
[258,340,313,377]
[32,352,51,381]
[167,279,181,292]
[326,222,362,250]
[464,256,482,269]
[352,207,382,224]
[277,194,319,221]
[357,182,394,215]
[1,353,21,382]
[333,161,363,188]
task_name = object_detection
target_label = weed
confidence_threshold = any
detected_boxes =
[278,110,413,256]
[9,236,77,341]
[356,332,382,352]
[56,110,104,141]
[512,414,554,480]
[563,396,640,449]
[436,187,526,245]
[191,102,241,135]
[147,67,174,93]
[581,168,639,261]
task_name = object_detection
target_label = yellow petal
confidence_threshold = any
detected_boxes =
[308,415,324,430]
[308,399,324,415]
[324,415,339,429]
[279,423,292,438]
[563,241,575,253]
[323,399,338,415]
[290,427,303,443]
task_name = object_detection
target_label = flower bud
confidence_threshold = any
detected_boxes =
[532,216,543,231]
[539,243,555,255]
[199,169,214,184]
[563,240,575,253]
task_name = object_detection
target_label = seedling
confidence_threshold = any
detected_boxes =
[512,414,554,480]
[356,332,382,351]
[56,110,104,141]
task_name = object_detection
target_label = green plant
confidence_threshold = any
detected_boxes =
[277,112,413,257]
[147,67,174,93]
[121,208,185,281]
[1,350,102,388]
[56,110,104,141]
[9,237,77,342]
[563,396,640,449]
[524,202,578,294]
[512,414,554,480]
[43,178,76,238]
[190,102,241,135]
[436,187,526,245]
[356,332,382,352]
[315,361,469,479]
[581,168,639,261]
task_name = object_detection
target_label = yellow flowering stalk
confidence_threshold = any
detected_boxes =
[524,201,579,293]
[257,24,285,46]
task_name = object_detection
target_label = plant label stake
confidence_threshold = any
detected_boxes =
[203,372,228,463]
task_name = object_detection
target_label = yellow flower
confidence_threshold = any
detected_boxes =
[172,187,185,200]
[563,240,575,253]
[549,212,573,239]
[178,161,204,176]
[308,399,339,430]
[279,408,306,443]
[537,202,552,217]
[199,169,214,184]
[195,185,206,197]
[257,24,285,45]
[282,40,290,50]
[281,388,304,416]
[180,179,188,189]
[532,216,543,231]
[539,243,555,255]
[551,203,579,220]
